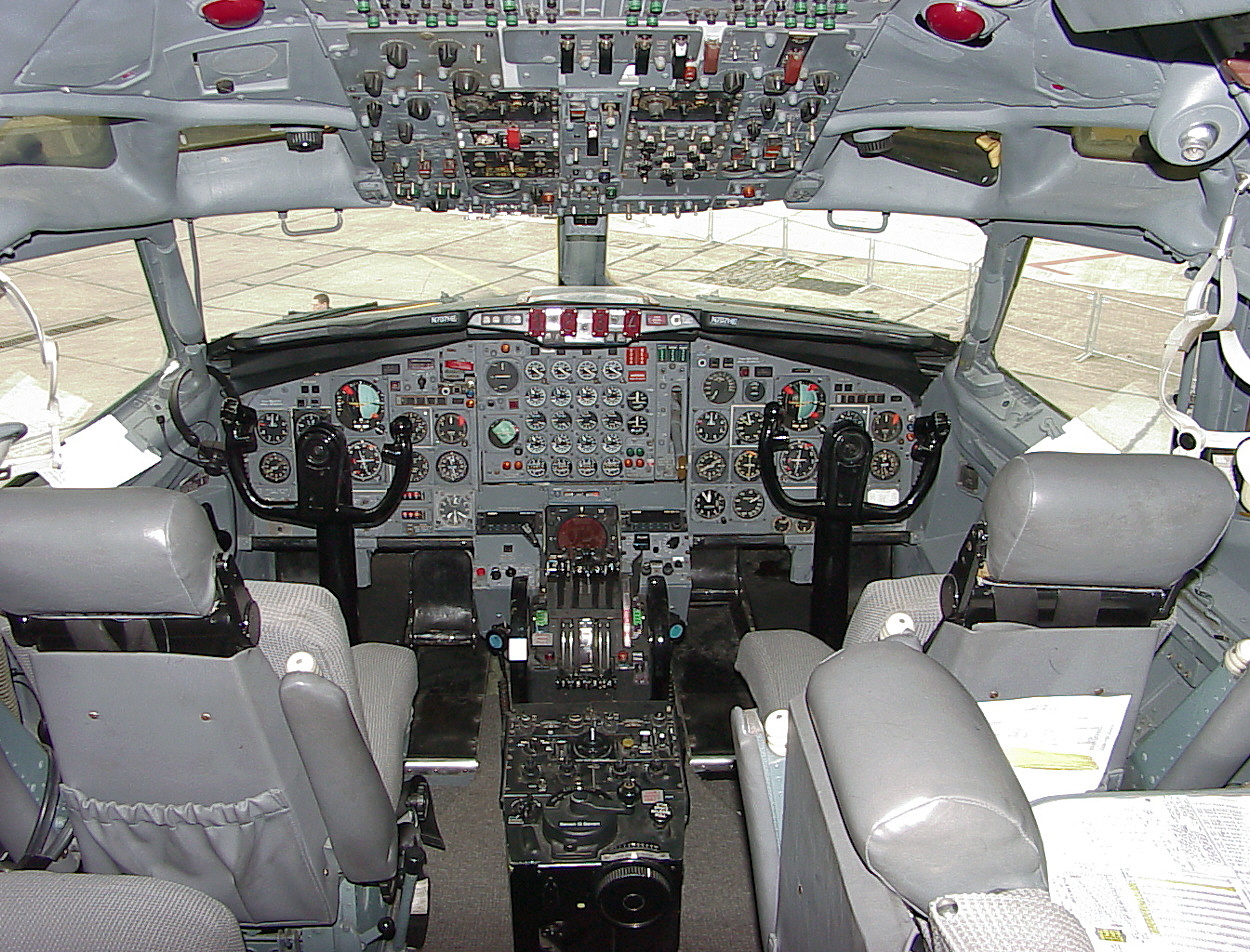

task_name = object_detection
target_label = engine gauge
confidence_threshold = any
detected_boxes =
[525,386,546,407]
[870,448,901,480]
[256,411,289,445]
[626,390,649,411]
[436,451,469,482]
[576,360,597,381]
[780,440,818,481]
[603,411,624,431]
[487,418,520,449]
[602,359,624,380]
[577,434,597,454]
[734,409,764,446]
[744,379,767,402]
[551,434,572,454]
[437,493,471,527]
[400,411,428,444]
[526,411,547,431]
[779,379,826,431]
[602,386,624,407]
[576,385,597,407]
[524,360,546,381]
[602,435,622,454]
[435,412,469,444]
[294,409,329,436]
[627,415,648,435]
[695,450,727,481]
[693,489,726,519]
[551,457,573,478]
[578,411,598,430]
[551,411,573,431]
[550,386,573,407]
[258,451,291,483]
[335,379,386,432]
[838,409,867,428]
[734,449,760,481]
[526,434,547,454]
[871,410,904,442]
[695,410,729,443]
[733,488,766,519]
[577,458,598,478]
[527,458,548,478]
[409,452,429,482]
[702,370,737,404]
[349,440,383,481]
[486,360,519,393]
[602,456,623,477]
[550,359,573,380]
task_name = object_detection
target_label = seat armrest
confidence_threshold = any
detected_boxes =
[928,889,1093,952]
[735,628,833,718]
[351,642,419,808]
[808,639,1046,909]
[279,672,397,883]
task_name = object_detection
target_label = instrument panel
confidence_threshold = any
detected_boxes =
[243,322,917,540]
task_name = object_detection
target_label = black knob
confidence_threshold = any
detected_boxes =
[436,41,458,68]
[452,70,480,94]
[408,98,431,120]
[800,98,821,123]
[366,100,382,126]
[383,42,409,70]
[397,121,413,144]
[760,98,777,120]
[812,70,832,95]
[722,70,746,95]
[746,119,762,140]
[362,71,384,98]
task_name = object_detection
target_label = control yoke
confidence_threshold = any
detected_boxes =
[757,400,950,648]
[221,399,413,639]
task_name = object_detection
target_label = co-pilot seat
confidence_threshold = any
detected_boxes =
[0,487,421,934]
[732,452,1235,952]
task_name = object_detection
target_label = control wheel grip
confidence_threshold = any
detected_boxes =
[595,861,675,929]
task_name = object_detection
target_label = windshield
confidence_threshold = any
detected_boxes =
[194,207,985,342]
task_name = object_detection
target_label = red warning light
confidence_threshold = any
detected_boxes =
[923,2,987,43]
[200,0,265,29]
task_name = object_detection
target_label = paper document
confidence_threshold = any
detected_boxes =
[38,414,160,488]
[978,694,1130,802]
[1036,794,1250,951]
[0,372,90,461]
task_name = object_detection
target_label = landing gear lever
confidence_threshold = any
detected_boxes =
[222,402,413,640]
[758,401,950,649]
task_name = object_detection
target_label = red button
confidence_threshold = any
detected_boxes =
[623,309,642,338]
[591,308,609,337]
[528,308,546,337]
[506,125,522,150]
[560,308,578,336]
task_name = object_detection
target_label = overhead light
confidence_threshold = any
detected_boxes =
[923,2,988,43]
[200,0,265,29]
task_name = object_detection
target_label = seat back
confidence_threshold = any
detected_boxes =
[0,487,397,927]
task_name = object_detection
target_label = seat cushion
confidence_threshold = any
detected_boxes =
[735,628,833,718]
[352,642,419,807]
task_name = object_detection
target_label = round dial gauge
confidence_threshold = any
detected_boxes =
[576,386,597,407]
[294,409,328,435]
[551,434,572,454]
[435,412,468,444]
[780,440,818,480]
[578,411,598,431]
[602,435,622,454]
[335,380,386,432]
[603,411,624,431]
[437,493,471,527]
[627,415,648,436]
[871,448,901,480]
[527,458,548,478]
[524,360,546,381]
[487,418,520,449]
[602,386,624,407]
[526,434,547,454]
[256,411,289,445]
[409,452,429,482]
[693,489,726,519]
[702,370,737,404]
[695,450,727,481]
[779,379,826,431]
[525,386,546,407]
[602,359,624,380]
[577,458,598,478]
[734,450,760,481]
[744,379,767,402]
[400,412,428,444]
[550,386,573,407]
[577,434,597,454]
[602,457,623,477]
[486,360,519,393]
[550,359,573,380]
[258,451,291,483]
[838,409,867,428]
[349,441,383,481]
[733,488,766,519]
[871,410,904,442]
[526,411,547,431]
[734,409,764,446]
[626,390,649,411]
[695,410,729,443]
[551,457,573,478]
[576,360,598,381]
[436,451,469,482]
[551,411,573,431]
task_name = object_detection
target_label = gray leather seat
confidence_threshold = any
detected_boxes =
[733,452,1235,951]
[0,487,421,936]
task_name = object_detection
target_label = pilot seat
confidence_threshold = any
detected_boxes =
[0,487,430,950]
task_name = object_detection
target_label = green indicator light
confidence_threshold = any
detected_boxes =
[628,0,642,8]
[744,13,757,26]
[535,609,548,627]
[784,14,797,27]
[426,13,438,25]
[793,1,806,13]
[486,11,498,24]
[815,2,827,12]
[446,12,458,23]
[632,608,644,627]
[646,14,658,25]
[367,13,380,26]
[649,0,662,11]
[804,15,816,27]
[834,0,847,11]
[626,12,639,24]
[357,0,370,10]
[502,0,516,10]
[606,186,618,199]
[823,15,836,28]
[505,12,518,24]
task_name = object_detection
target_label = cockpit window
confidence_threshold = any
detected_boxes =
[0,116,115,168]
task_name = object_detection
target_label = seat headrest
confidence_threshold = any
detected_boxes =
[983,453,1235,589]
[0,488,219,617]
